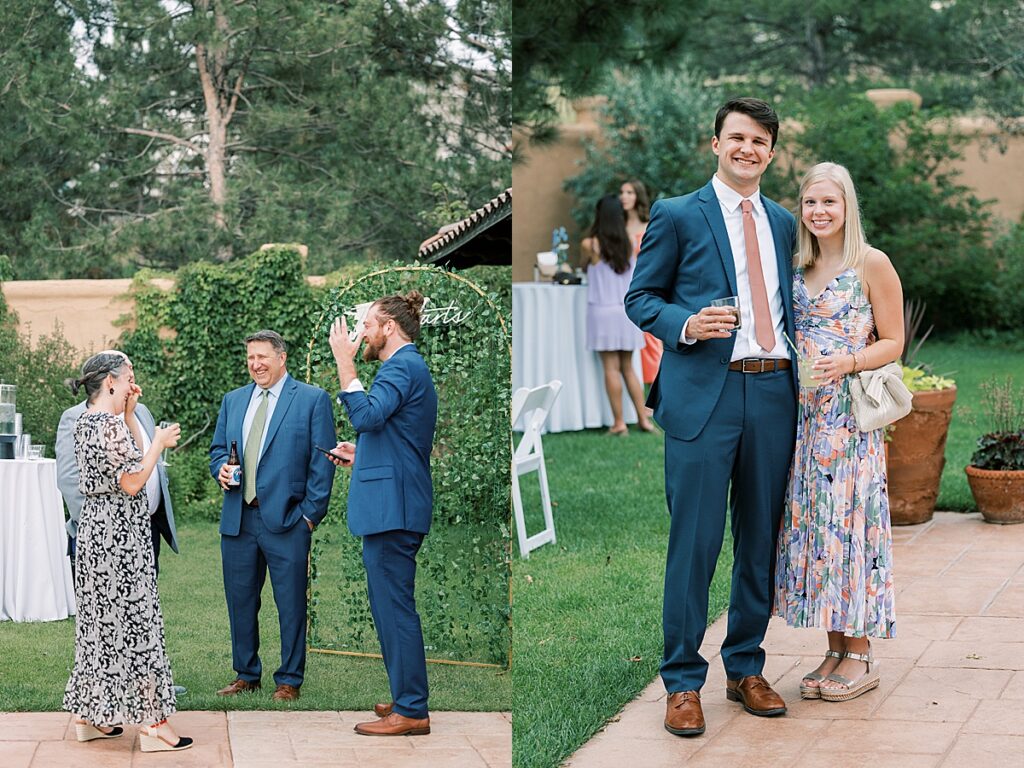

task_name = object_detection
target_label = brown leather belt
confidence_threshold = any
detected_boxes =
[728,358,791,374]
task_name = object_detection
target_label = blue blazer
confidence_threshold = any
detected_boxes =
[338,344,437,537]
[625,180,798,441]
[210,373,337,536]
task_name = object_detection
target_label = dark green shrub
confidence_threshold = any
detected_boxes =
[0,298,79,453]
[991,220,1024,333]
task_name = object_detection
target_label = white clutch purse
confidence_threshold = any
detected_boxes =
[848,362,913,432]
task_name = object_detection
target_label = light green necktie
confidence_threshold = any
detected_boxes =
[244,389,269,504]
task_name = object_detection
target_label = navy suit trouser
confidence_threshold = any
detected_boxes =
[362,530,429,718]
[661,368,796,693]
[221,503,311,687]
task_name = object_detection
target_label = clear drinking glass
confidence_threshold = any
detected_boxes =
[798,358,820,389]
[158,421,172,467]
[710,296,741,332]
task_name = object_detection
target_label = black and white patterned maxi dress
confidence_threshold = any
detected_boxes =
[62,411,176,725]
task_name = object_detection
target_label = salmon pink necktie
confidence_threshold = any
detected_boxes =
[740,199,775,353]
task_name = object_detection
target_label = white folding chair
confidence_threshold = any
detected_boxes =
[511,380,563,558]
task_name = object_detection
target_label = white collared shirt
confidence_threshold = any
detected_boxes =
[242,372,288,460]
[682,175,787,360]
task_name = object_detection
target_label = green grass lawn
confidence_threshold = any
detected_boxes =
[0,522,510,713]
[511,428,733,768]
[925,335,1024,510]
[511,336,1024,768]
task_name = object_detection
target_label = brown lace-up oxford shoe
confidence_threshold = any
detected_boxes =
[216,679,260,696]
[726,675,787,716]
[354,712,431,736]
[664,691,705,736]
[272,684,300,701]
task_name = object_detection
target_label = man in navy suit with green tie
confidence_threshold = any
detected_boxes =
[210,330,336,702]
[625,98,799,736]
[327,290,438,737]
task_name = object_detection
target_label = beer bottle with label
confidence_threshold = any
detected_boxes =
[227,440,242,487]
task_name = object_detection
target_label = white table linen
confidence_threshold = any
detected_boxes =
[513,283,642,432]
[0,459,75,621]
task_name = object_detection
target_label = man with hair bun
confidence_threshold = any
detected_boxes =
[328,290,438,736]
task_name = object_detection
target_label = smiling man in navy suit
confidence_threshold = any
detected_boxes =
[209,330,336,702]
[327,290,437,737]
[625,98,800,736]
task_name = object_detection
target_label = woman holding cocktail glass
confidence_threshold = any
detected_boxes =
[773,163,904,702]
[62,352,192,751]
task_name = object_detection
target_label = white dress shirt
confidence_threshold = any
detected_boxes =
[242,373,288,461]
[682,175,788,360]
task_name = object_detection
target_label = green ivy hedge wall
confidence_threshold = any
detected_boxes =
[305,266,512,667]
[118,249,511,665]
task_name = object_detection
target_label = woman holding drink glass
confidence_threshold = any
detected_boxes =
[63,352,192,751]
[773,162,904,702]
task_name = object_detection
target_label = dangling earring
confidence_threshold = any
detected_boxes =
[109,387,115,395]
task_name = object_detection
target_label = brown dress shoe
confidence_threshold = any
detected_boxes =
[354,712,431,736]
[664,691,705,736]
[726,675,787,716]
[373,702,394,717]
[216,679,260,696]
[272,684,300,701]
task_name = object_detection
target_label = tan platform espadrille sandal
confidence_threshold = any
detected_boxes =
[819,647,880,702]
[799,649,845,699]
[74,720,124,742]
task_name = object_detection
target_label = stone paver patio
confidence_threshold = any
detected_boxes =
[0,710,511,767]
[566,512,1024,768]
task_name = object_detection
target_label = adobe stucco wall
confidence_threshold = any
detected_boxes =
[2,279,160,354]
[513,96,1024,282]
[2,275,326,354]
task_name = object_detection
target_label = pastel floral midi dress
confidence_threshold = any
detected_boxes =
[63,411,177,725]
[773,268,896,639]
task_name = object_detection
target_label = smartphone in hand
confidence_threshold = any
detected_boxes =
[314,444,351,464]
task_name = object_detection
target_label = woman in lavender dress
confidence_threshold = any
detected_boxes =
[582,194,654,435]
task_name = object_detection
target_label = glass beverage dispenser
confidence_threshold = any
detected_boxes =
[0,383,17,459]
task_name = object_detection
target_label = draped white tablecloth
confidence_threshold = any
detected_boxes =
[0,459,75,622]
[513,283,641,433]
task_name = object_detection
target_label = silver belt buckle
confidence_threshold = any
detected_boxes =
[742,358,766,373]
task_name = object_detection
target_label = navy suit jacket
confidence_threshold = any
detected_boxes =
[210,373,336,536]
[625,180,798,441]
[338,344,437,537]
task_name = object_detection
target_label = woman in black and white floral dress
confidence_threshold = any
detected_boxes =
[62,352,192,753]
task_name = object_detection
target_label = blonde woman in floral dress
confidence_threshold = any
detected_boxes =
[773,163,904,702]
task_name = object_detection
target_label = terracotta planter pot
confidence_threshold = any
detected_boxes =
[965,465,1024,524]
[886,386,957,525]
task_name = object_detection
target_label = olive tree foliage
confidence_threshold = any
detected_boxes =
[5,0,510,279]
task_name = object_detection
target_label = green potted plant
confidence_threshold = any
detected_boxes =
[886,300,957,525]
[964,377,1024,525]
